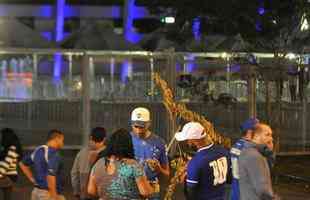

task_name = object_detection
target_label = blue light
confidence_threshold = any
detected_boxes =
[176,63,182,72]
[110,6,121,18]
[64,5,77,18]
[54,0,65,79]
[54,53,62,80]
[55,0,65,42]
[124,0,142,43]
[258,7,265,15]
[41,32,53,41]
[192,17,201,41]
[230,64,241,73]
[37,5,53,18]
[185,54,195,73]
[255,22,262,32]
[121,60,131,83]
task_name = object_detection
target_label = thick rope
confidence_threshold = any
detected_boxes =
[152,73,231,200]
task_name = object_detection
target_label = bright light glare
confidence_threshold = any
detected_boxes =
[221,52,228,58]
[301,14,309,31]
[286,53,296,60]
[164,17,175,24]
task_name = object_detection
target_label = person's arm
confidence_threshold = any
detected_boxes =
[136,175,154,197]
[155,145,170,177]
[87,174,97,196]
[71,151,81,197]
[0,146,18,178]
[47,175,58,199]
[47,153,61,198]
[243,150,275,199]
[133,161,154,197]
[19,161,35,184]
[19,153,36,184]
[185,159,199,200]
[153,160,170,177]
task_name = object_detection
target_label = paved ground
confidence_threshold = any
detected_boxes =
[6,151,310,200]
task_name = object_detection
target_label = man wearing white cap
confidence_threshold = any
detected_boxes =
[175,122,231,200]
[130,107,170,200]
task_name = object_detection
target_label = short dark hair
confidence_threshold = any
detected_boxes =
[47,129,64,141]
[90,127,106,143]
[105,128,134,159]
[1,128,23,160]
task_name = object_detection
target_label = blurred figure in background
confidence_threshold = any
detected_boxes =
[0,128,23,200]
[71,127,107,200]
[88,128,154,200]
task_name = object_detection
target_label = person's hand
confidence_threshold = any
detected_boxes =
[146,159,160,172]
[49,194,61,200]
[180,171,187,183]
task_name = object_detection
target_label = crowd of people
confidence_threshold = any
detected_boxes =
[0,106,278,200]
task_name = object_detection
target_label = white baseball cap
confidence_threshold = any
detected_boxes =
[131,107,150,127]
[175,122,206,141]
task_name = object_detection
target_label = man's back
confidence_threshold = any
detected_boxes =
[71,146,99,199]
[239,146,274,200]
[186,144,231,200]
[230,139,253,200]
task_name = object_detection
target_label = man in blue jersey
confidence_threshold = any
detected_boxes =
[175,121,231,200]
[230,118,259,200]
[19,129,65,200]
[130,107,170,200]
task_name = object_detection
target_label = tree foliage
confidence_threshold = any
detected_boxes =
[144,0,310,52]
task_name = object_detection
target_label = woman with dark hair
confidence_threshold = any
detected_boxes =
[0,128,23,200]
[88,128,154,200]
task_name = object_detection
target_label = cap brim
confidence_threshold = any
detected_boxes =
[175,131,187,141]
[175,131,207,141]
[131,121,147,128]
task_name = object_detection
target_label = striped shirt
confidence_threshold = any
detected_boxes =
[0,145,19,178]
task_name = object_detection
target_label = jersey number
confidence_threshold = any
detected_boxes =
[209,157,228,186]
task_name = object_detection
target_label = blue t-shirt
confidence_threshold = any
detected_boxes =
[131,132,168,181]
[22,145,64,194]
[230,139,252,200]
[186,144,231,200]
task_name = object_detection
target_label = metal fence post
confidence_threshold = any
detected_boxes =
[110,57,115,94]
[82,54,91,145]
[248,65,257,118]
[302,91,307,151]
[68,54,73,99]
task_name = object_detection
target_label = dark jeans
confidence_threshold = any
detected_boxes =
[1,187,12,200]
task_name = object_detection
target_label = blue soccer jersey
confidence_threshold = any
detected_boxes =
[230,138,252,200]
[131,132,168,181]
[21,145,64,194]
[186,144,231,200]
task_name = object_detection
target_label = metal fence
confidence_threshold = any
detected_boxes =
[0,48,309,154]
